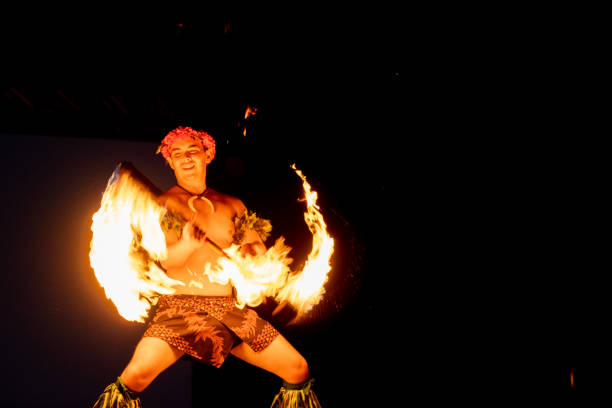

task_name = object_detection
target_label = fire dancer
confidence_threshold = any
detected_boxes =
[92,126,321,407]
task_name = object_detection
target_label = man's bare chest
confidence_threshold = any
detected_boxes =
[194,207,235,248]
[171,194,236,248]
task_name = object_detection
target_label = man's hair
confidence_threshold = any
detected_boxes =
[156,126,216,161]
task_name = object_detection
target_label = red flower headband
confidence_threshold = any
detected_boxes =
[156,126,216,161]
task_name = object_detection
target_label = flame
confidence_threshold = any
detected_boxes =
[89,165,183,322]
[273,165,335,317]
[244,105,257,119]
[242,105,258,136]
[203,164,334,322]
[204,238,294,309]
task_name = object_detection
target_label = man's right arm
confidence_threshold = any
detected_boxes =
[159,194,205,270]
[161,222,205,270]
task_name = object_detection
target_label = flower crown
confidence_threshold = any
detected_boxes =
[156,126,216,161]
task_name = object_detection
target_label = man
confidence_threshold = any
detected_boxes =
[93,126,321,407]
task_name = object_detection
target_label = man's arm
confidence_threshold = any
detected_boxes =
[240,228,267,257]
[159,194,206,270]
[160,222,205,270]
[233,199,267,257]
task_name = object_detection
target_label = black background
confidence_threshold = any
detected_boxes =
[1,9,593,407]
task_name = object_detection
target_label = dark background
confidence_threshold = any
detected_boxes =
[0,12,407,407]
[0,10,591,407]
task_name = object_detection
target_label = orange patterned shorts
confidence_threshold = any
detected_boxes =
[143,295,280,368]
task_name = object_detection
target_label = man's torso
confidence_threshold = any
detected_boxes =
[161,186,239,296]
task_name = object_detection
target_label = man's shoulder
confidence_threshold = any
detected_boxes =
[159,186,183,205]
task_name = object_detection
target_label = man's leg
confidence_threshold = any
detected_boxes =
[230,333,309,383]
[92,337,184,407]
[231,334,322,406]
[120,337,185,392]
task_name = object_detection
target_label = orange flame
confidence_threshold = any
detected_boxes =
[203,238,294,309]
[89,166,183,322]
[204,164,334,322]
[242,105,257,136]
[244,105,257,119]
[273,165,334,318]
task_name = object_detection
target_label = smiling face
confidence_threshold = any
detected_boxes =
[166,137,214,186]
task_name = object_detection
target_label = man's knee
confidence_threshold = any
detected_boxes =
[120,362,152,393]
[287,355,309,383]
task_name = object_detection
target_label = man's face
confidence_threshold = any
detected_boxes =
[167,137,213,181]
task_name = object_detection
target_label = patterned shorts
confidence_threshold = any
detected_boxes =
[143,295,280,368]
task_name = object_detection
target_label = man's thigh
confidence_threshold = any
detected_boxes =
[230,334,307,380]
[122,336,184,388]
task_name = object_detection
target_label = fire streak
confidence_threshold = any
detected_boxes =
[244,105,257,119]
[274,165,335,318]
[89,165,183,322]
[203,164,334,322]
[242,105,257,136]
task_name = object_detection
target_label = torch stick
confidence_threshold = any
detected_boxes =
[114,162,231,260]
[203,236,231,259]
[271,300,289,316]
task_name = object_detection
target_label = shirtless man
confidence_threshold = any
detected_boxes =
[92,127,321,407]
